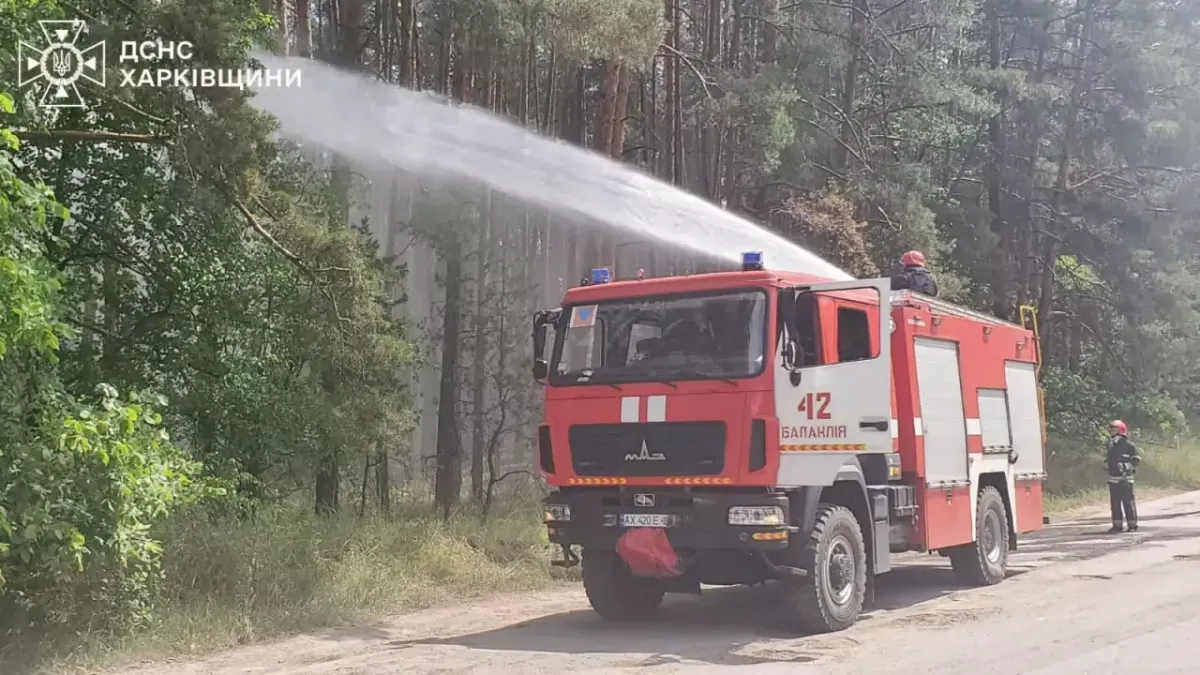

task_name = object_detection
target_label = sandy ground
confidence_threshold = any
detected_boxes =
[124,491,1200,675]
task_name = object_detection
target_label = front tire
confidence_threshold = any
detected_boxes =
[581,549,665,621]
[950,485,1010,585]
[788,504,867,633]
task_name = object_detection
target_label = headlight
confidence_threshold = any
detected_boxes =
[544,504,571,522]
[728,506,785,526]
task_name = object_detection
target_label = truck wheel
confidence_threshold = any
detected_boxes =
[789,504,867,633]
[581,549,665,621]
[950,485,1010,586]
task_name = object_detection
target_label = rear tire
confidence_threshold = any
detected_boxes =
[788,504,867,633]
[950,485,1009,586]
[581,549,665,621]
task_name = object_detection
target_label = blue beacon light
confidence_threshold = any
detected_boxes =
[741,251,764,271]
[591,267,612,284]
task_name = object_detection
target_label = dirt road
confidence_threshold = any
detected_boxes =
[129,491,1200,674]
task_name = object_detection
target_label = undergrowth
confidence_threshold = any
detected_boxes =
[9,437,1200,674]
[2,496,570,674]
[1043,436,1200,513]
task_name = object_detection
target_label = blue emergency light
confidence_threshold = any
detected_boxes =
[742,251,764,271]
[591,267,612,284]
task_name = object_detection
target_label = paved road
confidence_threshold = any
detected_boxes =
[130,491,1200,675]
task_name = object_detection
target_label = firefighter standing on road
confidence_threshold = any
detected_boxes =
[890,250,940,297]
[1106,420,1140,534]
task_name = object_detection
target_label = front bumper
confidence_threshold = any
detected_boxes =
[543,488,792,551]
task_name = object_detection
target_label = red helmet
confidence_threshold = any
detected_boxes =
[1108,420,1128,436]
[900,250,927,267]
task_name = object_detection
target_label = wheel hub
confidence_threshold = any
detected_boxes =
[983,509,1003,564]
[825,535,855,605]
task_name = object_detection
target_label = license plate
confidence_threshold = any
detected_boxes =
[619,513,674,528]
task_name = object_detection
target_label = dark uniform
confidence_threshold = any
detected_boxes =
[890,266,939,297]
[1105,420,1140,533]
[889,250,939,297]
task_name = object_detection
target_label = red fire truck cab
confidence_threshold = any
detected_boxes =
[531,253,1047,633]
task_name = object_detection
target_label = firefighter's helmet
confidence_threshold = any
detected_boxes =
[1108,420,1128,436]
[900,250,927,267]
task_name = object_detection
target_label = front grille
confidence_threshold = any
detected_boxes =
[568,422,726,476]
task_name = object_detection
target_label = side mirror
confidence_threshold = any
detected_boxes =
[532,309,559,382]
[532,358,549,381]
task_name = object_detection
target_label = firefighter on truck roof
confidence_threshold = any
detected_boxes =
[1106,420,1140,534]
[890,250,939,297]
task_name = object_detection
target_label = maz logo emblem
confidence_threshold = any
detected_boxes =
[624,440,666,461]
[634,494,655,507]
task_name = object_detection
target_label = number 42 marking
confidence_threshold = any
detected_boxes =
[798,392,832,420]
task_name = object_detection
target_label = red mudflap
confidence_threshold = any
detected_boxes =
[616,527,682,578]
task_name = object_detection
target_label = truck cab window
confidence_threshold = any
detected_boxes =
[835,307,873,362]
[560,321,604,373]
[551,290,768,385]
[792,292,820,366]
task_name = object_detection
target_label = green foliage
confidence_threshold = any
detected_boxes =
[2,496,562,673]
[0,110,67,366]
[150,497,555,639]
[1,0,416,638]
[547,0,665,65]
[1042,365,1185,447]
[10,0,1200,666]
[0,123,205,631]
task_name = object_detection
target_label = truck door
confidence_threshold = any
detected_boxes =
[775,279,892,487]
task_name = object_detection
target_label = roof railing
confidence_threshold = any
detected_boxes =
[889,290,1021,328]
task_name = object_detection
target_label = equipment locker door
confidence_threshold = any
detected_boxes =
[775,279,892,487]
[914,337,969,486]
[1006,360,1046,533]
[913,336,973,549]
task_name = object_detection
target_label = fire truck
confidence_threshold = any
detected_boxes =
[531,252,1047,633]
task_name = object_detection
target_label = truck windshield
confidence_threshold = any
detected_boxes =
[550,289,768,385]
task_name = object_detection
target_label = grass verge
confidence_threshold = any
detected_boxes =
[1043,438,1200,516]
[9,439,1200,674]
[4,497,570,674]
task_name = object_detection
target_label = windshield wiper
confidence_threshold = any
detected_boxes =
[574,374,623,391]
[662,368,738,387]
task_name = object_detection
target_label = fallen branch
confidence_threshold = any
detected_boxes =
[231,197,350,323]
[14,130,167,144]
[1067,165,1200,193]
[658,43,718,99]
[233,198,303,267]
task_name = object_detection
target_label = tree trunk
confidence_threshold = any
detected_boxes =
[722,2,742,208]
[670,0,683,186]
[986,0,1011,318]
[434,7,470,518]
[832,0,866,173]
[761,0,778,63]
[662,0,680,183]
[610,66,631,157]
[698,0,721,198]
[435,237,464,516]
[315,367,340,515]
[296,0,312,58]
[1037,0,1094,344]
[101,259,121,374]
[594,63,621,153]
[399,0,416,86]
[469,189,492,503]
[314,0,367,516]
[1015,32,1048,313]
